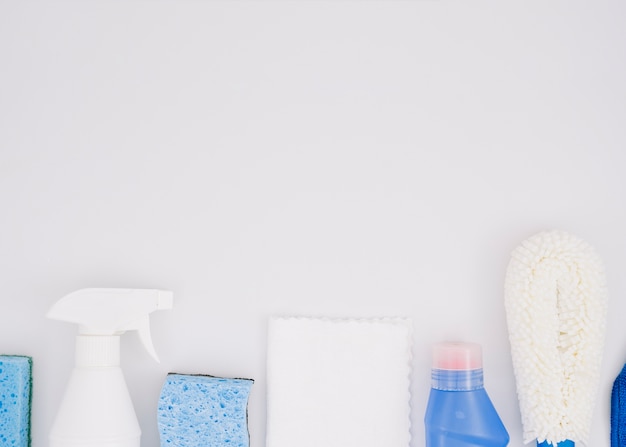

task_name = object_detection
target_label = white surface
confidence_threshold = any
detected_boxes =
[266,317,411,447]
[0,1,625,446]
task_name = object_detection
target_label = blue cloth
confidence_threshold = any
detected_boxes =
[611,364,626,447]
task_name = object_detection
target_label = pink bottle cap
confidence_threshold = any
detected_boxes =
[432,342,482,370]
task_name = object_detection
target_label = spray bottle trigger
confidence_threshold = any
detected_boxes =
[134,316,160,363]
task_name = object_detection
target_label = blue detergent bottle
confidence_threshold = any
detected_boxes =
[425,342,509,447]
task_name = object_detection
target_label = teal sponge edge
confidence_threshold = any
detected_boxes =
[0,355,32,447]
[158,373,253,447]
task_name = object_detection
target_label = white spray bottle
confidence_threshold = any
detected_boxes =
[47,288,173,447]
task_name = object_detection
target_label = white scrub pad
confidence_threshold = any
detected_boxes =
[266,316,412,447]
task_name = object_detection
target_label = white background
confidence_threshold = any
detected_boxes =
[1,1,625,446]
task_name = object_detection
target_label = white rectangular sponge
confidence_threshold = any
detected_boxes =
[266,317,412,447]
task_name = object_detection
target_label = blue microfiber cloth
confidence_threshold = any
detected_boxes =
[158,373,253,447]
[611,364,626,447]
[0,355,32,447]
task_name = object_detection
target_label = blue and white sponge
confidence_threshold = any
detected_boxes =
[0,355,32,447]
[158,373,253,447]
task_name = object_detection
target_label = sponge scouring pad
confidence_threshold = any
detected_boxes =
[0,355,32,447]
[158,373,253,447]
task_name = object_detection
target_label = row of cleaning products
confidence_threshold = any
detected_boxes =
[44,293,510,447]
[0,230,616,447]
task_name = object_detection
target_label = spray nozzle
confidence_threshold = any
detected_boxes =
[47,288,173,362]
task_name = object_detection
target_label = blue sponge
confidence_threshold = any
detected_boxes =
[158,374,253,447]
[0,355,32,447]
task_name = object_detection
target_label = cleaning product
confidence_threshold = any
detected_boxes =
[158,374,254,447]
[0,355,32,447]
[266,316,412,447]
[47,288,173,447]
[424,342,509,447]
[504,230,608,446]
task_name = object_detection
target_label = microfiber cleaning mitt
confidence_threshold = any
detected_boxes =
[505,230,608,446]
[158,373,253,447]
[266,316,413,447]
[0,355,32,447]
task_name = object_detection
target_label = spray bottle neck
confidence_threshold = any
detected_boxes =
[431,368,484,391]
[75,335,120,367]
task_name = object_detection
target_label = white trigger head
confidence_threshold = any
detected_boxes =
[48,288,173,363]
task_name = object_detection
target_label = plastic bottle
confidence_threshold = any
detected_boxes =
[47,288,173,447]
[424,342,509,447]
